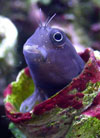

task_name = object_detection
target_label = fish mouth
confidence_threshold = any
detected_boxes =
[23,44,47,61]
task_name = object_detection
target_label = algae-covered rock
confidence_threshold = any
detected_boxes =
[4,48,100,138]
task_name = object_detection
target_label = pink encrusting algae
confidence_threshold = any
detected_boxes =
[4,84,12,98]
[3,48,100,138]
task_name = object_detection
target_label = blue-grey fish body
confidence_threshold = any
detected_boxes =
[20,26,85,112]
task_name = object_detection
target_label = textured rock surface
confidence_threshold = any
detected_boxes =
[4,48,100,138]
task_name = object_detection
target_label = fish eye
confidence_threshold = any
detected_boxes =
[50,29,66,46]
[53,32,63,42]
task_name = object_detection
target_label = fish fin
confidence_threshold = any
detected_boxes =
[20,89,40,113]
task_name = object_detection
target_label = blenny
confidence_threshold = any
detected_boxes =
[20,15,85,113]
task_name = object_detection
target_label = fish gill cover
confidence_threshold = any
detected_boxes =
[3,48,100,138]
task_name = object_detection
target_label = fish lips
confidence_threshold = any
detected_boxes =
[23,44,47,62]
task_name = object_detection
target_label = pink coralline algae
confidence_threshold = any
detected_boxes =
[3,48,100,138]
[83,93,100,119]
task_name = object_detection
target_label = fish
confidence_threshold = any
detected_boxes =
[20,14,85,113]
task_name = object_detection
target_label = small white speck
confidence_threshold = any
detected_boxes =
[94,51,100,60]
[34,58,37,62]
[38,59,41,62]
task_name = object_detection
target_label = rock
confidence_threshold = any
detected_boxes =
[4,48,100,138]
[0,16,18,100]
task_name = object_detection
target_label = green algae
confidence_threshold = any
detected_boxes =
[82,82,100,108]
[9,123,26,138]
[66,116,100,138]
[4,49,100,138]
[4,69,34,111]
